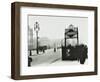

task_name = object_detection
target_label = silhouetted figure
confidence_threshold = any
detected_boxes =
[54,48,56,52]
[28,57,32,67]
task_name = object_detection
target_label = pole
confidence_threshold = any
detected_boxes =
[36,31,39,54]
[34,21,40,54]
[77,28,79,45]
[65,32,66,47]
[29,50,32,56]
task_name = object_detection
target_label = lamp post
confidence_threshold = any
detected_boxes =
[34,21,40,54]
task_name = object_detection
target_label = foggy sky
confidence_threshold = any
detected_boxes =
[28,15,88,45]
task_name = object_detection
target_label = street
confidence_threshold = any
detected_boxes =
[29,48,88,66]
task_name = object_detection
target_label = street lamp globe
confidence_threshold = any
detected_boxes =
[34,21,40,32]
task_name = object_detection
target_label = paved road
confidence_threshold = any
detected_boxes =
[30,48,88,66]
[30,48,61,66]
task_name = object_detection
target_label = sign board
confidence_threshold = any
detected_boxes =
[65,28,78,38]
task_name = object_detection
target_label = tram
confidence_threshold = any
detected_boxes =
[62,24,88,64]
